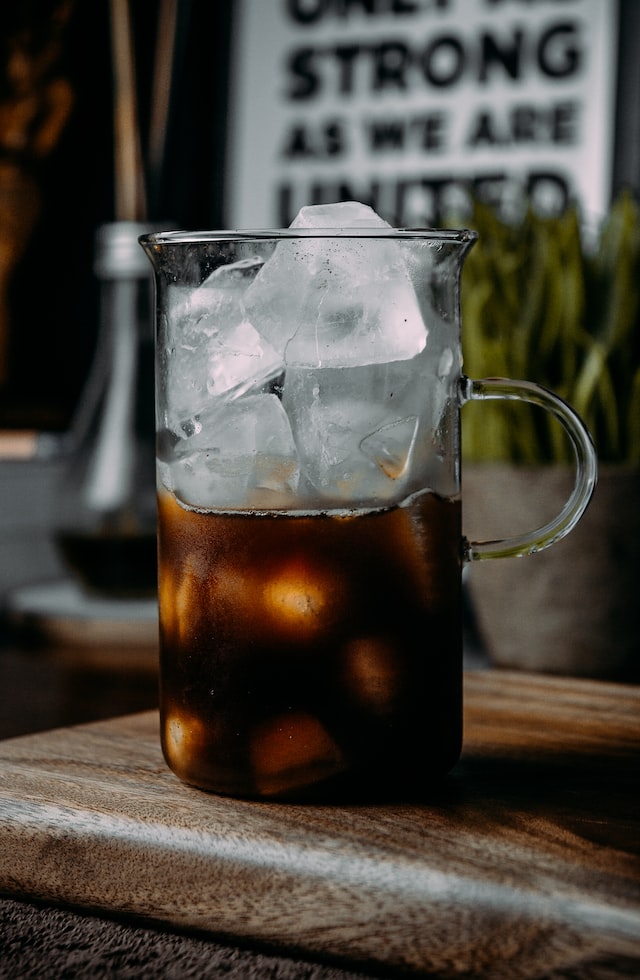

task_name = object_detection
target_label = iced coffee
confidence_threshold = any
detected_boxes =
[146,202,469,799]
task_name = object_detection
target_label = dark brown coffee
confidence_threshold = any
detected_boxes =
[157,488,462,799]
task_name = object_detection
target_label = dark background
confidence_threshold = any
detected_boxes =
[0,0,232,431]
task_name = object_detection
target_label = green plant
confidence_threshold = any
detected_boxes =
[461,191,640,464]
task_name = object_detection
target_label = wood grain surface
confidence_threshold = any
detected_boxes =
[0,669,638,978]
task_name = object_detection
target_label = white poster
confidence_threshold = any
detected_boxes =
[225,0,619,227]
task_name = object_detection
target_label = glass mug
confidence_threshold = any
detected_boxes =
[140,226,597,800]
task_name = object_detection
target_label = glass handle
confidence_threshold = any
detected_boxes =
[461,377,598,561]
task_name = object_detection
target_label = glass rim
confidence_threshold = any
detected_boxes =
[138,227,478,247]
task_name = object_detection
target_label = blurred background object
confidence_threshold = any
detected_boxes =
[0,0,232,432]
[46,0,173,603]
[0,0,75,391]
[460,191,640,681]
[223,0,630,227]
[52,220,160,599]
[461,191,640,467]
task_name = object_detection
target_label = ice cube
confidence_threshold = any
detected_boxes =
[290,201,390,228]
[359,416,419,481]
[206,255,265,282]
[243,203,427,369]
[250,711,345,797]
[203,317,281,397]
[282,363,423,504]
[341,636,403,714]
[165,394,300,509]
[163,259,283,432]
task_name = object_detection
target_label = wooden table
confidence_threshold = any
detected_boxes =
[0,669,638,978]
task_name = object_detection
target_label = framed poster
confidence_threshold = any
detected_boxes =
[225,0,619,227]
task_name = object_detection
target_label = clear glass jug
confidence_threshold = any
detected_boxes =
[140,225,597,800]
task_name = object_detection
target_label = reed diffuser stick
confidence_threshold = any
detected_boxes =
[148,0,179,213]
[109,0,146,221]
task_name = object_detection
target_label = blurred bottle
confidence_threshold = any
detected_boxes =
[53,221,161,597]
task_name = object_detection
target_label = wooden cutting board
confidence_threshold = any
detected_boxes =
[1,669,639,978]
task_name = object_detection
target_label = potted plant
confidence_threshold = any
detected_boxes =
[461,191,640,680]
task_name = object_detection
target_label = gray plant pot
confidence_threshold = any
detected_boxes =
[463,463,640,681]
